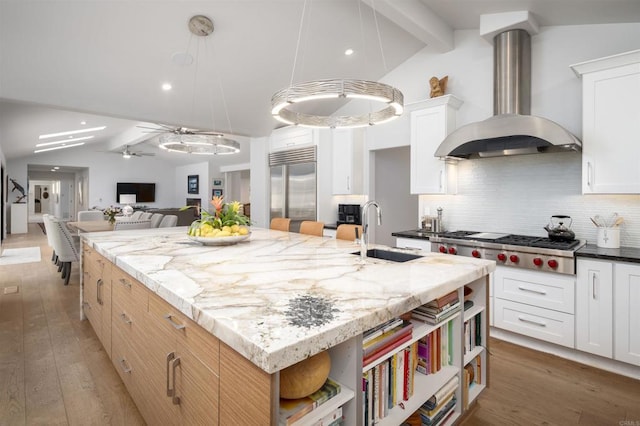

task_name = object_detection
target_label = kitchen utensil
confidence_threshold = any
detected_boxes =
[613,216,624,227]
[594,215,605,228]
[590,217,601,228]
[544,215,576,242]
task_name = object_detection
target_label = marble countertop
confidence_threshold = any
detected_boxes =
[576,244,640,264]
[81,227,494,374]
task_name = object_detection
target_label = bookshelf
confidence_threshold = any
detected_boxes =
[462,278,488,410]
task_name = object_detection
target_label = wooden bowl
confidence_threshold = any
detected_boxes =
[280,351,331,399]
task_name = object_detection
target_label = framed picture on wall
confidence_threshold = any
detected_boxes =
[213,178,223,187]
[212,189,223,198]
[188,175,199,194]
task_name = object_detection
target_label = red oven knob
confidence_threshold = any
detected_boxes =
[439,246,447,253]
[472,250,481,258]
[533,258,543,267]
[448,247,457,255]
[509,254,519,263]
[548,259,559,269]
[497,253,507,262]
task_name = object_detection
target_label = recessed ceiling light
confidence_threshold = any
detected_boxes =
[39,126,106,140]
[34,142,85,153]
[54,166,60,169]
[80,121,86,125]
[345,48,354,56]
[51,169,56,172]
[36,135,95,147]
[162,83,172,91]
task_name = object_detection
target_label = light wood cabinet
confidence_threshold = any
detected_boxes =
[410,95,462,195]
[571,49,640,194]
[82,244,112,354]
[576,259,613,358]
[332,128,364,195]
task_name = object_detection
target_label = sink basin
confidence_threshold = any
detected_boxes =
[351,248,423,263]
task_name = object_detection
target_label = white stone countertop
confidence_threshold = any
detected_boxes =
[80,227,495,374]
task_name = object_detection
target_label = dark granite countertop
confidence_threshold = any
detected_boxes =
[391,229,441,240]
[576,244,640,264]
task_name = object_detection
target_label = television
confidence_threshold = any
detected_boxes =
[116,182,156,203]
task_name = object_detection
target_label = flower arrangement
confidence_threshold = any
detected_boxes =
[183,196,251,238]
[103,206,122,224]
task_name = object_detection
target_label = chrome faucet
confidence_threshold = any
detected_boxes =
[361,200,382,260]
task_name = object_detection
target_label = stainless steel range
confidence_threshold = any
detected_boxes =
[430,231,585,275]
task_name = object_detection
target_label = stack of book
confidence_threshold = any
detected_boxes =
[279,378,342,426]
[411,291,460,325]
[362,342,418,426]
[362,318,414,366]
[463,312,482,355]
[417,375,458,426]
[416,321,454,375]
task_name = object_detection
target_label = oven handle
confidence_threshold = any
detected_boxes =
[518,285,547,295]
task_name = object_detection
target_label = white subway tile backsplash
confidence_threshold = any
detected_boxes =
[419,152,640,247]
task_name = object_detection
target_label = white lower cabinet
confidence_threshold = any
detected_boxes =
[493,266,575,348]
[613,262,640,366]
[576,259,613,358]
[575,258,640,366]
[395,237,431,252]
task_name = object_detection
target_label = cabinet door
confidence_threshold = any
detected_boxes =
[576,259,613,357]
[581,62,640,193]
[82,268,102,341]
[332,129,363,194]
[613,263,640,366]
[270,126,315,152]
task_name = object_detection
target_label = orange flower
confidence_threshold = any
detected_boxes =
[210,196,224,215]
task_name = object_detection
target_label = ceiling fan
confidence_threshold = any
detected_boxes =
[103,145,156,159]
[137,124,240,155]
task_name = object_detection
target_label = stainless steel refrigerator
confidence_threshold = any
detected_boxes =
[269,146,317,233]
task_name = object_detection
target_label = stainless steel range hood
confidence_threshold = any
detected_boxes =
[435,29,581,159]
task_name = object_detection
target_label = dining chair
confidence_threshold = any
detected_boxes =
[158,215,178,228]
[49,217,80,285]
[42,214,57,263]
[270,217,291,232]
[139,212,153,220]
[149,213,164,228]
[130,211,144,220]
[336,224,363,241]
[77,210,105,221]
[299,220,325,237]
[113,220,151,231]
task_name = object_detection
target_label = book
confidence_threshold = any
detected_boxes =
[363,318,403,344]
[422,375,459,411]
[363,332,413,366]
[413,300,461,319]
[426,290,459,309]
[412,305,460,325]
[363,321,413,357]
[279,378,341,426]
[312,406,342,426]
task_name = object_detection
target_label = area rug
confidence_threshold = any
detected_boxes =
[0,247,42,266]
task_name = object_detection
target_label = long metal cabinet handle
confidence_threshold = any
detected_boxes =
[166,352,175,397]
[587,162,593,187]
[346,176,350,191]
[439,170,444,191]
[96,279,103,305]
[592,272,597,299]
[517,315,547,327]
[517,285,547,295]
[119,358,132,374]
[163,314,186,330]
[172,357,181,405]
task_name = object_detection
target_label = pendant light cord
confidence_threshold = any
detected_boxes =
[370,0,388,72]
[288,0,309,89]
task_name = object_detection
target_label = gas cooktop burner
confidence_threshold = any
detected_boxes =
[438,231,581,250]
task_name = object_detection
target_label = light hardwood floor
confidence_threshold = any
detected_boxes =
[1,225,639,425]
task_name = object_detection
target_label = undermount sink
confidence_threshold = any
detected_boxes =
[351,248,423,263]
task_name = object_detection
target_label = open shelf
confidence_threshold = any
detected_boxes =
[286,381,355,426]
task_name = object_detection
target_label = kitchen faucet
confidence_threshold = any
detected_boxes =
[361,200,382,260]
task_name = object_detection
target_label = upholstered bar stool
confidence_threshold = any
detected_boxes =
[270,217,291,232]
[299,221,325,237]
[336,224,363,241]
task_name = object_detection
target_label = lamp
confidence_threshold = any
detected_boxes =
[154,15,240,155]
[270,1,404,129]
[119,194,136,216]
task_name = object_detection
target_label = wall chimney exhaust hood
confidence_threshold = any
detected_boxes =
[435,24,581,159]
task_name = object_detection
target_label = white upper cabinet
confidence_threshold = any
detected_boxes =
[571,50,640,194]
[269,126,317,152]
[332,128,364,195]
[410,95,463,194]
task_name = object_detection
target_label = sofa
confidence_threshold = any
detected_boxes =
[143,208,196,227]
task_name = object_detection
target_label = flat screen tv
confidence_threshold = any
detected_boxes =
[116,182,156,203]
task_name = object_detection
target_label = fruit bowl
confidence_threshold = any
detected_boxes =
[188,233,251,246]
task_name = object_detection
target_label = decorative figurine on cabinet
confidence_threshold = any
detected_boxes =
[429,75,448,98]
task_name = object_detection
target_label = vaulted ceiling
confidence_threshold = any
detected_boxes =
[1,0,639,161]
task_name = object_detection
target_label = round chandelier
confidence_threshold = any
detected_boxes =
[158,133,240,155]
[271,79,404,129]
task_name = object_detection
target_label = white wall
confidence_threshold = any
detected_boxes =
[175,161,209,209]
[376,23,640,247]
[249,136,269,228]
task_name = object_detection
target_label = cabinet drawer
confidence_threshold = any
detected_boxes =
[83,244,109,275]
[494,298,575,348]
[112,267,148,313]
[494,267,575,314]
[149,295,220,374]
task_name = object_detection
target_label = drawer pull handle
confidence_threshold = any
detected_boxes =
[96,279,104,305]
[166,352,175,397]
[517,315,547,327]
[517,285,546,295]
[172,357,181,405]
[163,314,186,330]
[119,312,132,325]
[119,358,132,374]
[118,278,132,289]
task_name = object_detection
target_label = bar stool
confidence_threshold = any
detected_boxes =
[270,218,291,232]
[299,221,325,237]
[336,224,363,241]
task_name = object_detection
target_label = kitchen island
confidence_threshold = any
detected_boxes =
[80,227,494,425]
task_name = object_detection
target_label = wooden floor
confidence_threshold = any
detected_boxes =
[1,225,640,425]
